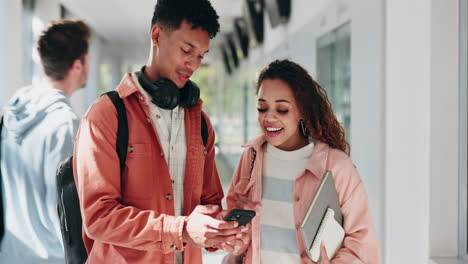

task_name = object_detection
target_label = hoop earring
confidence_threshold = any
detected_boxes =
[300,119,309,137]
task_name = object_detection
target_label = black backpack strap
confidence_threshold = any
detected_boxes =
[105,91,128,175]
[201,113,208,147]
[0,116,4,241]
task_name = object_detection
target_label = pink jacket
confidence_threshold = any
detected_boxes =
[227,136,380,264]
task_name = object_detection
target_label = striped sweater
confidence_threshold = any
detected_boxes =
[260,142,314,263]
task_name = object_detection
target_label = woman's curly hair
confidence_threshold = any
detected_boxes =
[256,59,350,155]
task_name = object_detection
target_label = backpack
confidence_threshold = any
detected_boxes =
[56,91,209,264]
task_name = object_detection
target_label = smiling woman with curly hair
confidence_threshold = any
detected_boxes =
[223,60,380,264]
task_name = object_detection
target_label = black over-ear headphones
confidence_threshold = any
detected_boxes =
[137,66,200,110]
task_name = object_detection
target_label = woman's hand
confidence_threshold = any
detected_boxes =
[317,243,331,264]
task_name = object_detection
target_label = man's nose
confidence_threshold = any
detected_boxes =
[185,56,200,72]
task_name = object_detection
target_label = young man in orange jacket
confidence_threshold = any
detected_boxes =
[73,1,248,263]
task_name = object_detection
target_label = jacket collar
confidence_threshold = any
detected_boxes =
[242,135,330,179]
[116,73,140,98]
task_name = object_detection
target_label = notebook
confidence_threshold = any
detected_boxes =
[300,170,344,262]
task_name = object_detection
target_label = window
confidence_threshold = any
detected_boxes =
[316,23,351,141]
[98,64,111,95]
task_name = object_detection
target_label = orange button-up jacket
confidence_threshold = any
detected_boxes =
[73,74,223,263]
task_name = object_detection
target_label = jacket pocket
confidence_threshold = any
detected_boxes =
[122,143,153,200]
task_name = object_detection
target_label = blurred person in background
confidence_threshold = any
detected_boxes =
[0,20,90,263]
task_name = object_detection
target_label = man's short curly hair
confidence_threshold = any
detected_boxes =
[151,0,220,39]
[37,20,90,81]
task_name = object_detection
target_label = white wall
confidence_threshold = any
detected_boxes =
[350,0,385,259]
[430,0,460,258]
[34,0,60,22]
[385,0,431,263]
[22,0,34,87]
[0,0,22,109]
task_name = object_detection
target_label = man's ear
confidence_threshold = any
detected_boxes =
[151,24,163,47]
[71,59,83,73]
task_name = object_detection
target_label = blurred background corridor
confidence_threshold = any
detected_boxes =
[0,0,467,263]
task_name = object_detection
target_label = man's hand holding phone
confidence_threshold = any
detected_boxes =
[216,196,262,256]
[223,209,256,226]
[182,205,244,248]
[213,209,252,256]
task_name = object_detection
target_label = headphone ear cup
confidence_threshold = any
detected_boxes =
[150,79,180,110]
[179,81,200,108]
[137,66,181,109]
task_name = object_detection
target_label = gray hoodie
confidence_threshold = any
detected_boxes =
[0,84,79,263]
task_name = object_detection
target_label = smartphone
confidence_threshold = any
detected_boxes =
[223,208,256,226]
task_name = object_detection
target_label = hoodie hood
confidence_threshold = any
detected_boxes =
[2,84,71,143]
